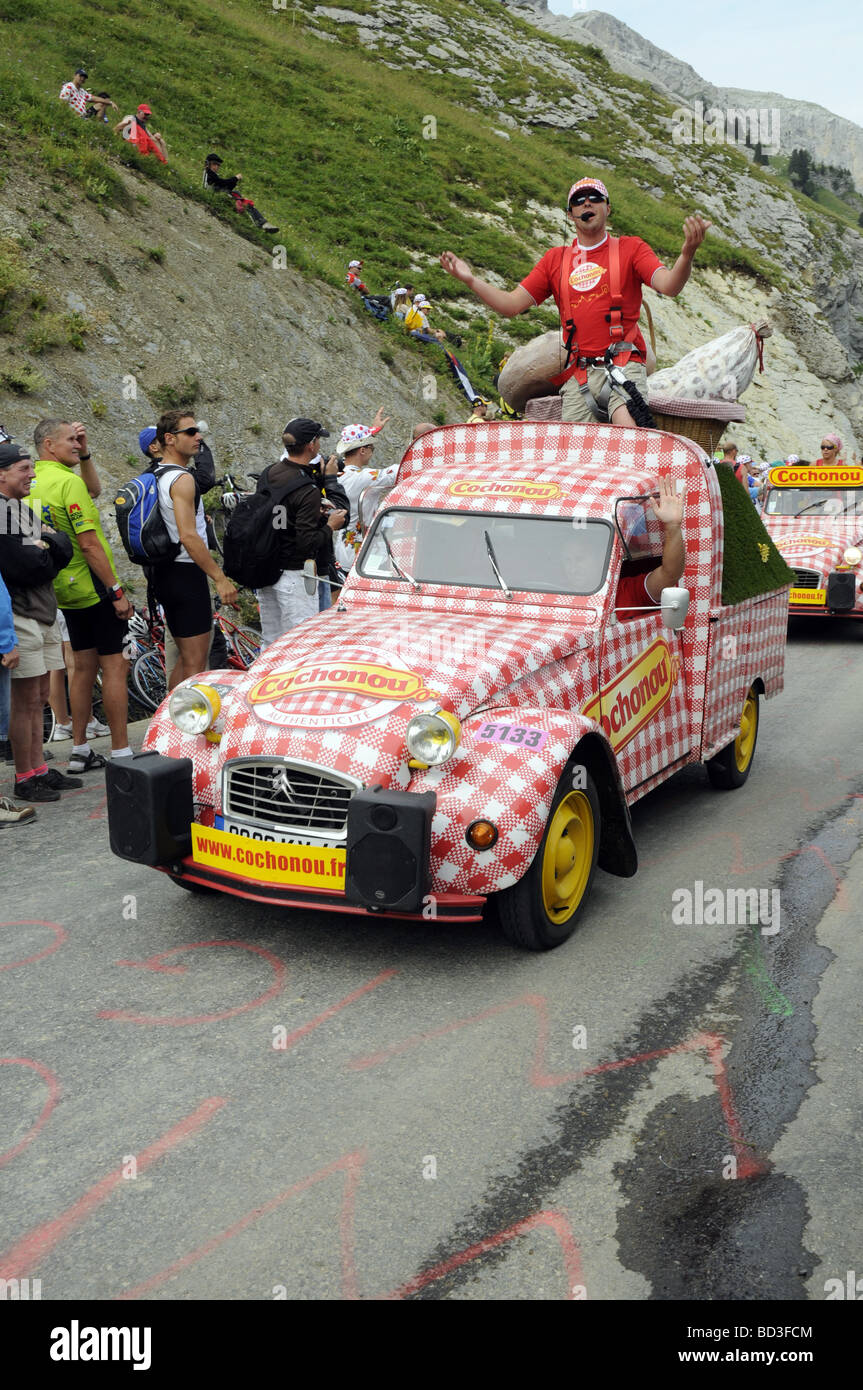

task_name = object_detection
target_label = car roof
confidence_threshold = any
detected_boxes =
[394,421,711,517]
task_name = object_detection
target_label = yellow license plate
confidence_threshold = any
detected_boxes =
[789,587,825,606]
[191,823,345,890]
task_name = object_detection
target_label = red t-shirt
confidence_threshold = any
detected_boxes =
[520,235,664,357]
[615,570,660,620]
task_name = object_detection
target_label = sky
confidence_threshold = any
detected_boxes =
[546,2,863,128]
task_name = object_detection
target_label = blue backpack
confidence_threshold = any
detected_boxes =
[115,464,183,565]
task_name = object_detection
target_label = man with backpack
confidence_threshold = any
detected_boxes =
[30,421,133,774]
[440,176,711,426]
[225,419,346,648]
[147,411,238,688]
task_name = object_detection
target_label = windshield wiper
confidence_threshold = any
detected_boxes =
[794,501,828,516]
[381,528,421,591]
[484,529,512,600]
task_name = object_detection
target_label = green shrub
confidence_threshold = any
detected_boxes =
[151,375,201,411]
[0,362,46,393]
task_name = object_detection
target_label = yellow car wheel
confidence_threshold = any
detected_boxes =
[707,687,760,790]
[495,766,601,951]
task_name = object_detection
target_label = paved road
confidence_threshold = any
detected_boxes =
[2,616,861,1301]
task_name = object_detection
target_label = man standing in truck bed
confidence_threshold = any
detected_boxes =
[440,177,710,427]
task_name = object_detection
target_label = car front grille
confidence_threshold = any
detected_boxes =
[223,759,361,838]
[791,568,820,589]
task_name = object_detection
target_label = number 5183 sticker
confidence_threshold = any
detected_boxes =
[475,720,548,750]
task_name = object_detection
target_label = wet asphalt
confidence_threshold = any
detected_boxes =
[0,615,861,1301]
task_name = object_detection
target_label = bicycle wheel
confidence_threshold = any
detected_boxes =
[43,703,56,744]
[226,623,261,669]
[132,650,167,713]
[210,508,228,556]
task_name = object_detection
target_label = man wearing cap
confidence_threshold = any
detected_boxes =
[468,399,490,423]
[346,261,368,295]
[59,69,91,117]
[440,178,710,427]
[0,441,80,804]
[202,155,278,233]
[406,295,445,344]
[115,105,168,163]
[255,420,347,644]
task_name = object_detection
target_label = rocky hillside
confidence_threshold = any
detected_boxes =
[524,6,863,191]
[0,0,861,490]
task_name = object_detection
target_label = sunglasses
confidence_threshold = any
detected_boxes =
[821,443,836,450]
[570,191,606,206]
[176,426,202,437]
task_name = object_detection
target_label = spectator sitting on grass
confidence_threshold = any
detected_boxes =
[405,295,445,344]
[58,68,91,117]
[115,105,168,164]
[202,154,278,233]
[87,91,118,123]
[391,288,411,319]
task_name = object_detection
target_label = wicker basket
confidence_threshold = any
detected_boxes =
[647,394,746,453]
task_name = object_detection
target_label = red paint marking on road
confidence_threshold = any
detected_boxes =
[0,1097,227,1281]
[97,939,287,1025]
[87,795,108,820]
[114,1147,367,1300]
[0,920,67,972]
[271,969,397,1054]
[349,1005,762,1176]
[381,1209,583,1300]
[0,1059,61,1169]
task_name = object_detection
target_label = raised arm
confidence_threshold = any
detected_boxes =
[644,477,686,599]
[439,252,534,318]
[651,216,711,298]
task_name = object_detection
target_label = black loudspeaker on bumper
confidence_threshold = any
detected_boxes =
[106,751,194,866]
[344,787,436,914]
[827,571,856,611]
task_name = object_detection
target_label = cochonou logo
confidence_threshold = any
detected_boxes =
[447,479,562,500]
[581,636,678,752]
[247,653,440,730]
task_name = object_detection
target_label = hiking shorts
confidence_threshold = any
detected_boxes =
[62,599,127,656]
[152,562,212,640]
[12,614,65,680]
[560,361,649,424]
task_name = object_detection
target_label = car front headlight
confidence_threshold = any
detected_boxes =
[843,546,862,566]
[406,710,461,767]
[168,682,222,735]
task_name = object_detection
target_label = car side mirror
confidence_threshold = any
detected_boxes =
[661,586,690,631]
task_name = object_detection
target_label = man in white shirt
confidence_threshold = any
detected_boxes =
[58,69,91,117]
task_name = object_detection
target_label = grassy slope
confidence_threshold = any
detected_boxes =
[0,0,857,396]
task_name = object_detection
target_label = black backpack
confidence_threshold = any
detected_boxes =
[221,472,310,589]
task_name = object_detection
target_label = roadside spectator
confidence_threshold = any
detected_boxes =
[816,433,844,465]
[115,105,168,164]
[202,155,278,233]
[734,454,761,502]
[255,419,347,646]
[468,399,489,423]
[0,441,79,804]
[31,419,134,772]
[333,410,393,572]
[0,571,17,766]
[346,261,368,294]
[41,424,107,742]
[58,68,91,117]
[405,295,445,344]
[391,288,410,319]
[149,411,237,687]
[412,422,437,440]
[87,92,118,123]
[720,441,738,464]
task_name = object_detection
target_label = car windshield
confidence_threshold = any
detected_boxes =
[764,487,863,517]
[359,508,614,595]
